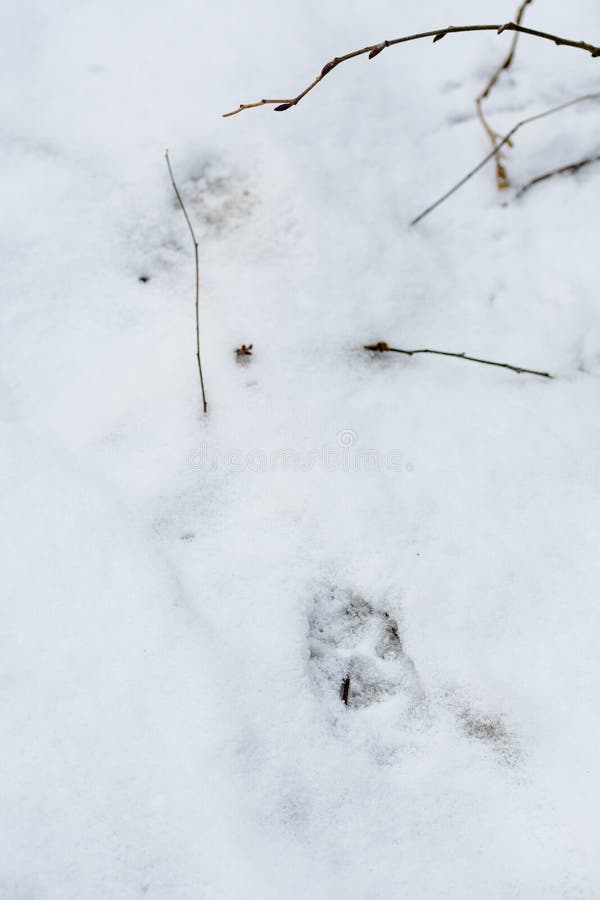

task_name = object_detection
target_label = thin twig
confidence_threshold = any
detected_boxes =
[165,150,208,414]
[341,675,351,706]
[475,0,533,189]
[514,153,600,198]
[410,92,600,224]
[223,22,600,117]
[364,342,552,378]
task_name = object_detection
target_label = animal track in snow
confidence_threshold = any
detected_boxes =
[178,159,255,235]
[307,586,520,767]
[307,586,423,711]
[455,703,520,764]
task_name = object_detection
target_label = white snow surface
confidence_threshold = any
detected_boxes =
[2,0,600,897]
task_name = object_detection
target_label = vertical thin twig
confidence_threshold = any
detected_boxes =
[341,675,351,706]
[165,150,208,414]
[475,0,533,189]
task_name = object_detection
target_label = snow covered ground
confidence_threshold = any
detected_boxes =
[3,0,600,896]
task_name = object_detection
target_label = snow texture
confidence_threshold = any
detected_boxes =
[2,0,600,897]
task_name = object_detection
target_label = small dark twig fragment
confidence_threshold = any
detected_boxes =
[341,675,351,706]
[364,342,552,378]
[235,343,253,358]
[364,342,390,352]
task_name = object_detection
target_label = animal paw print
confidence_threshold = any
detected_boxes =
[307,587,422,710]
[182,159,254,234]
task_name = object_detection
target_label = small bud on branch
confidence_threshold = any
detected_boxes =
[368,43,386,59]
[320,60,337,77]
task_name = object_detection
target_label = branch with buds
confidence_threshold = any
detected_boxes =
[224,22,600,118]
[364,342,552,378]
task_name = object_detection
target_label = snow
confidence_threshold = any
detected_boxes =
[2,0,600,896]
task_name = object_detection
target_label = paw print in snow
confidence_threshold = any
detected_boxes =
[307,587,423,711]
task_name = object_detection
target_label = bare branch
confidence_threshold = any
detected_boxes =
[165,150,208,414]
[514,153,600,198]
[224,22,600,118]
[410,92,600,225]
[364,342,552,378]
[475,0,533,190]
